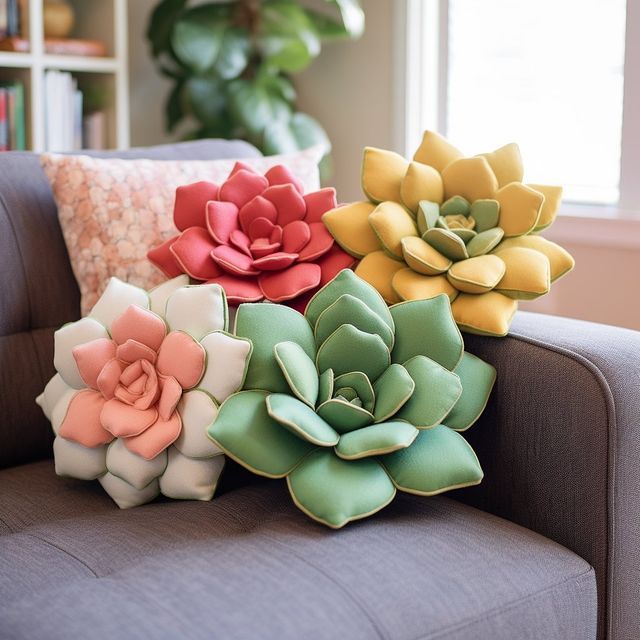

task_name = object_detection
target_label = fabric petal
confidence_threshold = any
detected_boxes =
[441,156,499,202]
[259,263,321,302]
[335,421,418,460]
[282,220,311,254]
[413,130,463,172]
[164,282,227,339]
[158,375,182,421]
[212,244,260,276]
[354,251,405,304]
[148,275,190,316]
[110,305,167,351]
[205,200,240,244]
[265,164,304,194]
[116,339,157,365]
[361,146,409,204]
[266,393,338,446]
[207,390,316,478]
[234,303,315,394]
[494,247,550,300]
[248,216,277,242]
[229,229,252,256]
[496,183,544,237]
[479,143,524,187]
[98,473,160,509]
[323,201,382,259]
[96,359,125,400]
[173,181,219,231]
[55,317,110,389]
[238,195,278,235]
[199,331,252,404]
[101,398,158,438]
[147,236,184,278]
[390,296,463,369]
[265,184,307,226]
[124,412,182,460]
[219,169,269,209]
[287,449,396,528]
[106,438,167,490]
[303,188,337,224]
[72,338,117,390]
[159,446,225,501]
[382,426,483,495]
[252,251,298,271]
[170,227,222,281]
[445,352,497,431]
[369,201,419,259]
[297,223,334,262]
[394,355,463,428]
[156,331,206,389]
[59,389,114,447]
[36,373,72,421]
[89,278,149,329]
[451,291,518,337]
[206,274,264,304]
[53,436,108,480]
[174,389,221,458]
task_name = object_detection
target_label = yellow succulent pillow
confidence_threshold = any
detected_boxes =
[323,131,574,337]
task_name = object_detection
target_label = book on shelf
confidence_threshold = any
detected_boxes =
[0,81,26,151]
[0,37,108,57]
[0,0,21,38]
[44,69,107,152]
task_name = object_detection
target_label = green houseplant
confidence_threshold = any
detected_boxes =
[146,0,364,160]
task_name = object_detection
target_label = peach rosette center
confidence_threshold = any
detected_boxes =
[36,276,252,509]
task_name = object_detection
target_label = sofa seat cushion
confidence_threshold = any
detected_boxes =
[0,464,595,639]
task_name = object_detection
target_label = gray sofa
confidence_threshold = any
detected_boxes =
[0,141,638,640]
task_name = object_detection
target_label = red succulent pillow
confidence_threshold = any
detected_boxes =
[147,163,356,311]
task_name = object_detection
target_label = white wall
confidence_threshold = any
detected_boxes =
[128,0,177,148]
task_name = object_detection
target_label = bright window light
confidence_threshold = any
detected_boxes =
[445,0,626,204]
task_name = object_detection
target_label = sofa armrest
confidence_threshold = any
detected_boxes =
[459,311,640,640]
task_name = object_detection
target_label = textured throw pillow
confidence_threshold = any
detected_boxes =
[37,276,252,509]
[42,147,322,314]
[208,269,496,528]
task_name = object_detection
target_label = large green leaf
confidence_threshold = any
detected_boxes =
[260,0,321,73]
[326,0,365,38]
[213,27,251,79]
[184,76,227,127]
[147,0,188,58]
[165,78,186,133]
[306,0,364,40]
[170,4,233,73]
[227,78,291,138]
[263,112,331,156]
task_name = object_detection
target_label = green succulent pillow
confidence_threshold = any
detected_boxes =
[208,270,496,528]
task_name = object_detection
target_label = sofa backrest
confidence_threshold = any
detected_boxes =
[0,139,261,469]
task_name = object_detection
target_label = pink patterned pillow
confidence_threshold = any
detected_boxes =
[41,148,322,314]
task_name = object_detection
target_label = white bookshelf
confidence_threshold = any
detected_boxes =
[0,0,129,151]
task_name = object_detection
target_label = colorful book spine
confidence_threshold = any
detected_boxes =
[0,89,7,152]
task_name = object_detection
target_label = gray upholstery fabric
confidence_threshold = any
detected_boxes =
[461,312,640,640]
[0,140,260,469]
[0,462,596,640]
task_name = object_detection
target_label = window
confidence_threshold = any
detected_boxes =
[400,0,639,211]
